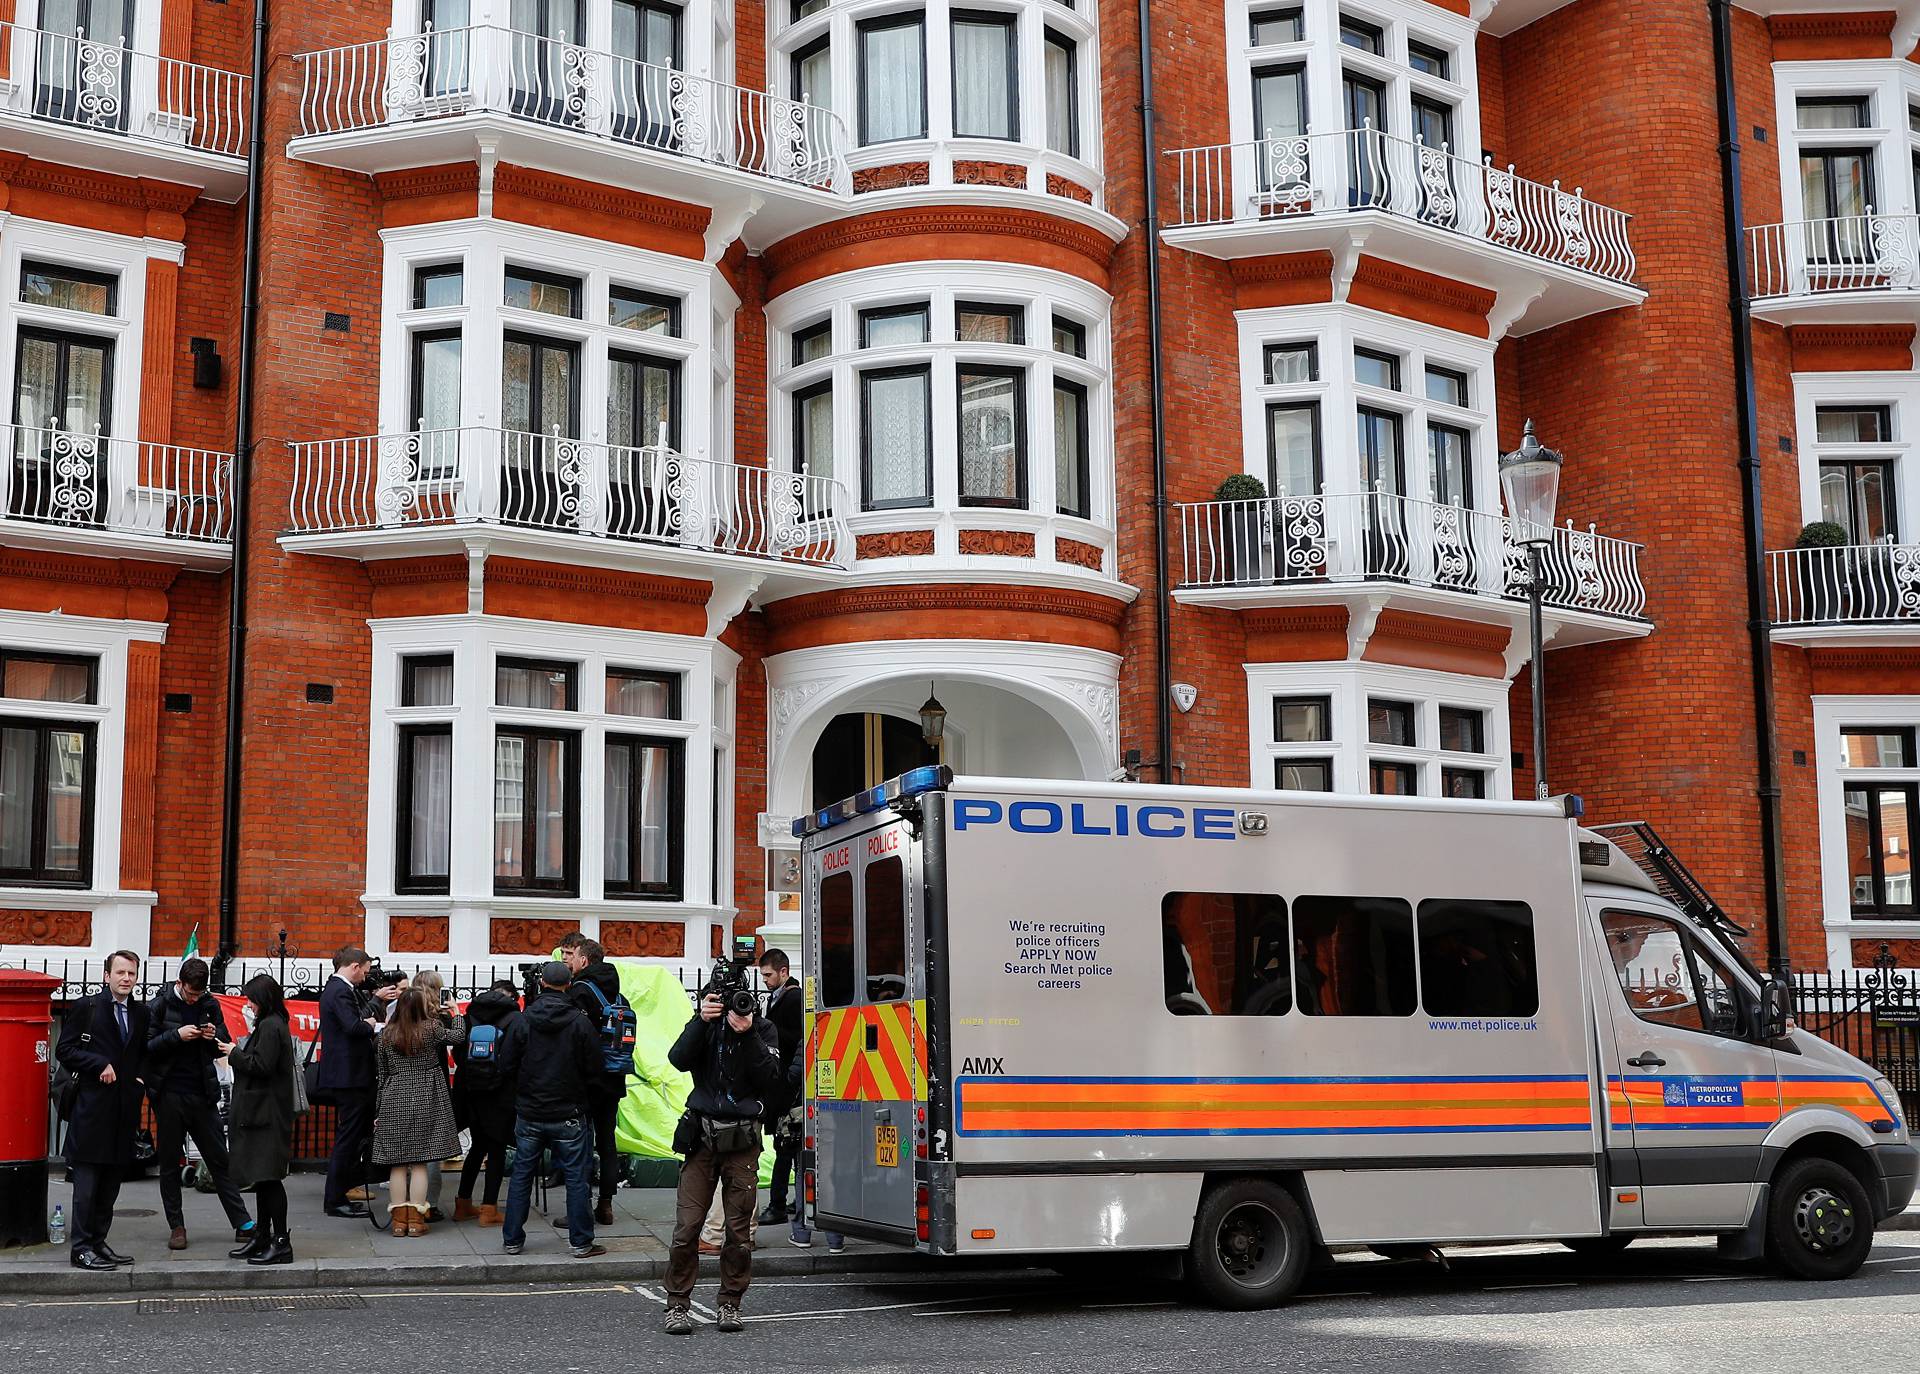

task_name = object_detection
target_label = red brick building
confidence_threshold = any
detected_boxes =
[0,0,1911,976]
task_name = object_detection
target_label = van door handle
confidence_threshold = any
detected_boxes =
[1626,1053,1667,1069]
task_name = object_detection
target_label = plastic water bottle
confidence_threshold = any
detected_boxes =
[47,1204,64,1247]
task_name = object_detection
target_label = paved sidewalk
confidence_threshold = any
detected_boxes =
[0,1168,934,1294]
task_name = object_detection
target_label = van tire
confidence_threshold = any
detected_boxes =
[1767,1156,1874,1280]
[1187,1179,1311,1309]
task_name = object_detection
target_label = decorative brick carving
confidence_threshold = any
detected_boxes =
[954,160,1028,189]
[856,529,937,559]
[1055,537,1105,570]
[389,915,449,952]
[489,917,579,956]
[958,529,1036,557]
[1045,173,1095,204]
[602,919,688,958]
[853,163,932,194]
[0,910,93,945]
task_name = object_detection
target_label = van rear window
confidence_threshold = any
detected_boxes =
[865,855,907,1002]
[1160,892,1290,1015]
[1292,896,1417,1016]
[819,871,855,1007]
[1416,899,1539,1016]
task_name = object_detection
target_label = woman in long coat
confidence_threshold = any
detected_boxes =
[227,973,296,1265]
[372,987,465,1236]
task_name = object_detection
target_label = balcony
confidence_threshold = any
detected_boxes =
[283,426,851,582]
[0,20,248,198]
[1161,125,1643,336]
[1769,543,1920,645]
[0,422,233,567]
[291,26,849,245]
[1174,490,1649,644]
[1747,213,1920,324]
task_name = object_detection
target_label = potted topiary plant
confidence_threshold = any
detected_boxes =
[1793,520,1850,622]
[1213,473,1269,584]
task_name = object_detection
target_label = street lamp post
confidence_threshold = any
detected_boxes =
[1499,421,1564,801]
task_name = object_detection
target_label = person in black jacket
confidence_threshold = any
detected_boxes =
[55,950,150,1270]
[452,981,523,1225]
[146,957,252,1250]
[756,948,803,1225]
[661,977,780,1335]
[562,935,627,1227]
[315,946,398,1218]
[498,963,604,1259]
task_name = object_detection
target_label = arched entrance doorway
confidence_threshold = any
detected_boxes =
[810,711,942,812]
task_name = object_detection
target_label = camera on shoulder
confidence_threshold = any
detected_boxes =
[705,934,760,1019]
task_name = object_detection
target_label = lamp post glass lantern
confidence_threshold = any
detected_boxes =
[918,684,947,749]
[1499,420,1564,802]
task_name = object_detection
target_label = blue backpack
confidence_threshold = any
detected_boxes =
[462,1022,504,1090]
[581,980,637,1078]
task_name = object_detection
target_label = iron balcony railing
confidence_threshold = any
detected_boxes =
[286,425,851,568]
[1747,211,1920,301]
[0,19,249,158]
[1176,488,1648,620]
[1164,123,1636,286]
[1769,543,1920,627]
[295,24,847,191]
[1,422,234,543]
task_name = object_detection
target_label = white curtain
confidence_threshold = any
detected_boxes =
[1044,36,1075,155]
[1053,381,1084,516]
[863,371,929,506]
[952,18,1013,139]
[604,743,631,885]
[409,732,453,880]
[959,370,1020,503]
[861,20,924,143]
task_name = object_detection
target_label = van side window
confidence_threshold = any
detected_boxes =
[1292,896,1417,1016]
[1159,892,1290,1015]
[864,854,907,1003]
[1601,909,1743,1038]
[820,870,855,1008]
[1416,899,1539,1017]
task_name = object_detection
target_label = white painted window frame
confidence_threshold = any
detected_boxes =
[1791,366,1920,540]
[1812,694,1920,967]
[385,0,729,86]
[1772,60,1920,224]
[1235,303,1498,508]
[1244,659,1511,798]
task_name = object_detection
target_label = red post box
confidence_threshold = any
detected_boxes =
[0,969,61,1247]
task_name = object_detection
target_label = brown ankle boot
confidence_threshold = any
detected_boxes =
[407,1208,429,1238]
[390,1205,409,1238]
[477,1203,503,1226]
[453,1198,480,1222]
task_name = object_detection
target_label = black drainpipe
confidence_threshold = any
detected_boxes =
[1135,0,1174,782]
[1709,0,1790,972]
[211,0,269,992]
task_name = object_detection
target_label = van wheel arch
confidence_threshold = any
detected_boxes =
[1772,1131,1876,1208]
[1765,1141,1877,1280]
[1188,1172,1321,1308]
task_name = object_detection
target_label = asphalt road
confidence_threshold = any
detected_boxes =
[7,1235,1917,1371]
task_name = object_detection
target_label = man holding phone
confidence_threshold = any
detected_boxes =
[145,957,252,1250]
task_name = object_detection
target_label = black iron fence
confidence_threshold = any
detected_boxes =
[1788,962,1920,1127]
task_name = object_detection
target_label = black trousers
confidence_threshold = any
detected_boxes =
[69,1163,123,1254]
[457,1123,508,1206]
[769,1134,798,1210]
[323,1088,374,1210]
[154,1091,251,1230]
[590,1090,619,1205]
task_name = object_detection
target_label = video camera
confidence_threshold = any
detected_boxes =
[368,960,407,989]
[704,934,761,1018]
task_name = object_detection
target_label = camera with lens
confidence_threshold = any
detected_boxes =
[705,934,760,1018]
[369,960,407,989]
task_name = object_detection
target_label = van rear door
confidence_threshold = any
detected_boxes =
[1590,901,1779,1228]
[805,814,924,1240]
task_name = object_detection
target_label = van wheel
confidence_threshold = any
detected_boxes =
[1561,1236,1634,1257]
[1767,1157,1874,1280]
[1188,1179,1310,1309]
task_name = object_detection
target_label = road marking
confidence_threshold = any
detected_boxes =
[633,1284,714,1324]
[753,1292,1025,1322]
[360,1285,634,1300]
[913,1307,1013,1316]
[1085,1300,1177,1309]
[1483,1282,1578,1291]
[1681,1276,1746,1284]
[1299,1290,1372,1300]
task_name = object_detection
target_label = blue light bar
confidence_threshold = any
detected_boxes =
[792,765,953,839]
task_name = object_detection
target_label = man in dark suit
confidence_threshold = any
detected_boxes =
[146,956,251,1249]
[55,949,150,1270]
[316,945,395,1218]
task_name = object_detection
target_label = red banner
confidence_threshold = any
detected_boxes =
[215,994,321,1045]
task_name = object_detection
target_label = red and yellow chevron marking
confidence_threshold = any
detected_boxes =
[806,1001,927,1103]
[1607,1076,1891,1130]
[956,1076,1594,1137]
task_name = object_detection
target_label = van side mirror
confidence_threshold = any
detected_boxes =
[1757,977,1793,1041]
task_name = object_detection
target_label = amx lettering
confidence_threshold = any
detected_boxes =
[954,798,1236,839]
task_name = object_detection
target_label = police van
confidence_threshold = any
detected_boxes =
[795,767,1917,1307]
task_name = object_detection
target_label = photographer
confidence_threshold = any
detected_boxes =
[661,964,780,1336]
[145,957,253,1250]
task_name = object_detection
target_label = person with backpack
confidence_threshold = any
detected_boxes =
[452,980,522,1225]
[562,937,634,1228]
[498,962,604,1259]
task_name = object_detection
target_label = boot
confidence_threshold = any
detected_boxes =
[390,1205,410,1238]
[477,1204,503,1227]
[407,1208,430,1238]
[453,1198,481,1223]
[247,1233,294,1267]
[229,1229,272,1260]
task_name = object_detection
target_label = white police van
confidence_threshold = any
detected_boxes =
[795,768,1916,1307]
